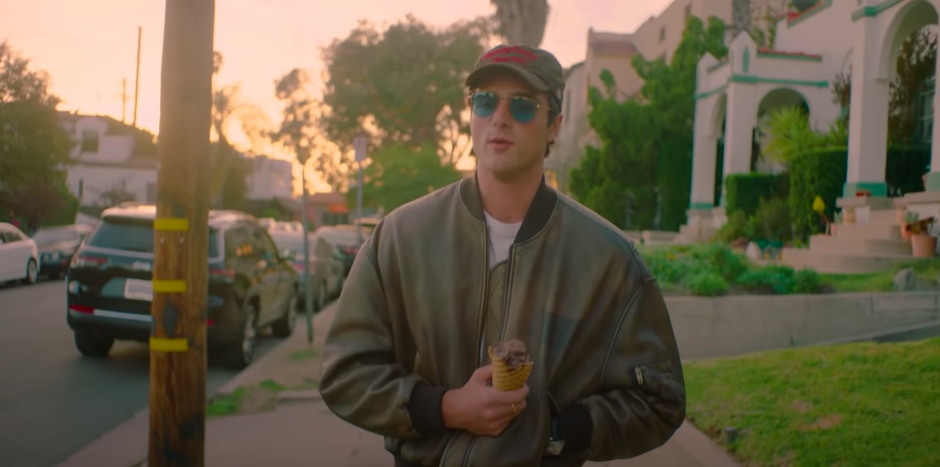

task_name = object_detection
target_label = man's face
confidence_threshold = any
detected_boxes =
[469,74,562,181]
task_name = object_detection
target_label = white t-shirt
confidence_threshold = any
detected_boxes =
[484,211,522,267]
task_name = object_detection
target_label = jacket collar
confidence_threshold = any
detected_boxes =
[459,170,558,244]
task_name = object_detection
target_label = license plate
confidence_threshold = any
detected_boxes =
[124,279,153,301]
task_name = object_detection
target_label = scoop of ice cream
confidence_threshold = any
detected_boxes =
[492,338,531,371]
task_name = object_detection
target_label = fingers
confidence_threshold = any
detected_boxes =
[471,365,493,384]
[489,384,529,405]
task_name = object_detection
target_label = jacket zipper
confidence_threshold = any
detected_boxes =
[497,245,515,343]
[462,227,491,467]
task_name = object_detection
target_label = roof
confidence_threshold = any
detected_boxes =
[58,111,159,161]
[564,61,585,80]
[100,203,257,227]
[587,30,638,57]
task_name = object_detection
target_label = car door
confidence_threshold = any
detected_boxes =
[247,225,285,324]
[0,227,12,281]
[2,228,32,280]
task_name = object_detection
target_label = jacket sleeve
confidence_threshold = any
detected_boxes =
[559,256,686,461]
[318,243,450,440]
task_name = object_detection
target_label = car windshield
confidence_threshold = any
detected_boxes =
[33,228,77,246]
[85,216,219,256]
[318,228,366,246]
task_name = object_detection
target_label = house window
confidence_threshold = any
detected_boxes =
[917,77,935,144]
[660,27,666,43]
[81,130,99,153]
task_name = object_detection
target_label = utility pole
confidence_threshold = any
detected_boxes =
[122,78,127,123]
[148,1,215,467]
[133,26,143,128]
[298,159,314,344]
[353,136,367,244]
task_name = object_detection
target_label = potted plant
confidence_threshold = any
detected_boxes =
[902,211,919,241]
[908,216,936,258]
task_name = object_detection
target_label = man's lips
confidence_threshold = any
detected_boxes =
[487,138,514,146]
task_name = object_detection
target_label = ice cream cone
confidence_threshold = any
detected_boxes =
[488,346,533,391]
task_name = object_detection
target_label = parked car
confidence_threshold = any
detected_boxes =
[33,224,94,279]
[268,230,344,311]
[0,222,40,285]
[315,225,370,277]
[65,204,298,370]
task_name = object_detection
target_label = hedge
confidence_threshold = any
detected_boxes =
[724,172,789,217]
[789,146,848,241]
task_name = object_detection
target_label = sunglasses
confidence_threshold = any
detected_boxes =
[469,91,543,123]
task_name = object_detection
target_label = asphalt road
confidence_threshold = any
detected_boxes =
[0,279,283,467]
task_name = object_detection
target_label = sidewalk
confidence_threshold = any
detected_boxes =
[56,302,742,467]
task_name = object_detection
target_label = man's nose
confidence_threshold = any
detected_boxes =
[491,99,513,127]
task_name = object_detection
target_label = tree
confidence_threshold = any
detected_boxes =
[320,15,492,165]
[571,17,727,230]
[0,40,74,229]
[349,144,462,213]
[491,0,550,48]
[272,68,346,192]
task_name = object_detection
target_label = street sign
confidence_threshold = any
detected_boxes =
[353,136,368,163]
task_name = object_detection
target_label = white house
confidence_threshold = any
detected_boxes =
[59,112,160,207]
[244,155,293,201]
[684,0,940,270]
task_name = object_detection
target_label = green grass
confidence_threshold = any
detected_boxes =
[289,348,319,361]
[206,387,245,417]
[822,258,940,293]
[684,338,940,467]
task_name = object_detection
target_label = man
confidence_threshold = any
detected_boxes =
[320,44,685,467]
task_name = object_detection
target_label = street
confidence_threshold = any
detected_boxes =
[0,279,282,467]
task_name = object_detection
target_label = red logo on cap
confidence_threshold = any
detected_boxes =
[482,46,539,65]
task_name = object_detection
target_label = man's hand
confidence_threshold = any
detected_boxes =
[440,365,529,437]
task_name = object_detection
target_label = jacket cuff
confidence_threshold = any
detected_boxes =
[407,383,449,436]
[559,404,593,454]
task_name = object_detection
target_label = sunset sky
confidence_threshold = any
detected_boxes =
[2,0,672,190]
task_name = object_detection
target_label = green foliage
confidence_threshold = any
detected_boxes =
[349,144,462,214]
[890,28,937,144]
[887,144,931,196]
[788,147,848,241]
[688,272,728,297]
[748,197,792,242]
[320,15,491,165]
[724,172,789,217]
[572,16,727,231]
[0,41,74,228]
[638,244,822,296]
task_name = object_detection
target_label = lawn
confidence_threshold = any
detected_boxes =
[822,258,940,293]
[683,337,940,467]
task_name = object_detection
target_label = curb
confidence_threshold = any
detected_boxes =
[54,303,335,467]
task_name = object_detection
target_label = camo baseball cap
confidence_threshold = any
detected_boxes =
[465,44,565,113]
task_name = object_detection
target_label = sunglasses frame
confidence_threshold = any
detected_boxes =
[467,91,544,123]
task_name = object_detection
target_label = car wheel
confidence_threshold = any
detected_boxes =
[21,259,38,285]
[271,294,297,338]
[220,301,258,371]
[74,331,114,357]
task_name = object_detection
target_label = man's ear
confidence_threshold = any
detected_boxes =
[548,113,563,140]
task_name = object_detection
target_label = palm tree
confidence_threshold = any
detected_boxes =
[491,0,550,48]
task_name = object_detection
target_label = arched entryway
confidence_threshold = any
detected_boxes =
[755,88,810,173]
[712,94,728,207]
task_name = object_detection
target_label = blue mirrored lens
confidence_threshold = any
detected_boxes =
[471,93,498,118]
[509,97,538,123]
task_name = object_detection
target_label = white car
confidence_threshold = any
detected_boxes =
[0,222,40,285]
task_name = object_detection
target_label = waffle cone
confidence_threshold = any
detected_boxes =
[488,346,533,391]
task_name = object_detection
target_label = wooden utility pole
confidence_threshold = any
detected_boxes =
[148,1,215,467]
[133,26,143,128]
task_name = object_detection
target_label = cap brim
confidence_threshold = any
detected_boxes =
[465,63,550,91]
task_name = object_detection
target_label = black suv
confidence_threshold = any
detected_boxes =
[66,204,299,370]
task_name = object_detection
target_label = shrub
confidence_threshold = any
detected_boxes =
[736,264,796,294]
[788,147,848,241]
[688,271,728,296]
[724,172,789,217]
[790,268,823,294]
[748,197,792,242]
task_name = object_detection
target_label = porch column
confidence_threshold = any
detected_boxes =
[844,16,889,197]
[689,96,717,210]
[722,83,757,181]
[925,71,940,190]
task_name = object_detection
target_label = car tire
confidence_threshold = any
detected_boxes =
[271,294,297,338]
[74,331,114,357]
[21,259,38,285]
[220,301,258,371]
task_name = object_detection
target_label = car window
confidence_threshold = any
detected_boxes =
[86,216,219,255]
[225,227,253,259]
[250,226,280,261]
[3,229,23,243]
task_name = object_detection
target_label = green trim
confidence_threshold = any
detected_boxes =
[743,48,751,74]
[707,60,729,73]
[755,52,823,62]
[925,172,940,191]
[689,202,715,210]
[694,84,728,100]
[730,74,830,87]
[788,0,833,27]
[842,182,888,197]
[852,0,906,21]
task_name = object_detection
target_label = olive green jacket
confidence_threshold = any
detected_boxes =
[319,175,685,467]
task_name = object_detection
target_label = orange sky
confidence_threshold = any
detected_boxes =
[2,0,672,190]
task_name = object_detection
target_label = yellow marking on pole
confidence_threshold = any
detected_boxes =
[153,280,187,293]
[154,218,189,231]
[150,337,189,352]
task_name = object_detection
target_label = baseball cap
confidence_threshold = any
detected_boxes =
[465,44,565,112]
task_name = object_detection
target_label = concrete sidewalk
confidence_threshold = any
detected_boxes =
[56,302,742,467]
